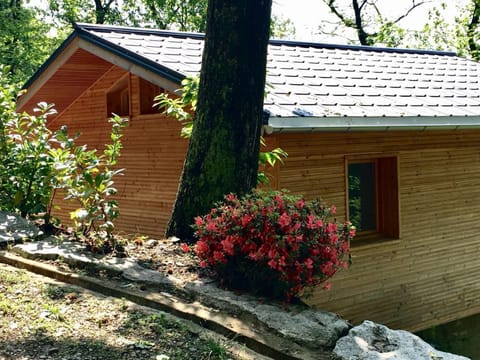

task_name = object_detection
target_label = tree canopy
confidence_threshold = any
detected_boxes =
[0,1,59,83]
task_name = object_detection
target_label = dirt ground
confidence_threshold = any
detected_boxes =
[0,261,238,360]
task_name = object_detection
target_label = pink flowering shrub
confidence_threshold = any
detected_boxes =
[192,190,355,301]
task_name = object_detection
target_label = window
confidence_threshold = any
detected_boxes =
[347,155,399,239]
[107,76,130,117]
[139,77,166,115]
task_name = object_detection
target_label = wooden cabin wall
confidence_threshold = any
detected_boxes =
[273,130,480,331]
[49,66,188,237]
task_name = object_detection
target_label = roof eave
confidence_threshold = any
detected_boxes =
[74,24,186,84]
[265,116,480,133]
[18,24,188,111]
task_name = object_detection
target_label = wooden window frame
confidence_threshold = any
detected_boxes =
[106,75,131,117]
[139,77,166,115]
[345,153,400,242]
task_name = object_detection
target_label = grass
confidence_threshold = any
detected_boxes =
[0,263,237,360]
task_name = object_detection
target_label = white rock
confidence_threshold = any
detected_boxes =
[168,236,181,243]
[0,211,42,242]
[333,320,470,360]
[145,239,158,248]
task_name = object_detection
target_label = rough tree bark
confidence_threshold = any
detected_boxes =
[166,0,273,240]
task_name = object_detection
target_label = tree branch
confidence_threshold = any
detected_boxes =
[359,0,368,11]
[324,0,346,22]
[392,0,429,24]
[352,0,370,45]
[467,1,480,57]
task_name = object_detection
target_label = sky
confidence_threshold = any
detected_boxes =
[29,0,470,45]
[272,0,469,42]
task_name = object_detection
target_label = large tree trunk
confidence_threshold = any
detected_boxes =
[166,0,272,240]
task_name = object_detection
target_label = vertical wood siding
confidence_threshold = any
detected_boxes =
[274,131,480,331]
[49,66,188,237]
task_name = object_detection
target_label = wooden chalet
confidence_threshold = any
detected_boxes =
[18,23,480,332]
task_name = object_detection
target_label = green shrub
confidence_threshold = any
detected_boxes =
[0,67,127,251]
[192,189,355,301]
[0,66,57,219]
[51,115,128,251]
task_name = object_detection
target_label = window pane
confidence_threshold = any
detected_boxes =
[348,162,376,232]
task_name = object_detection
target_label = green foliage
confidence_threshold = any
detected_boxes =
[48,0,208,31]
[0,67,57,218]
[270,14,296,39]
[193,190,354,301]
[414,1,480,60]
[51,115,128,245]
[257,137,288,185]
[0,1,60,83]
[155,76,198,138]
[406,3,461,53]
[48,0,123,25]
[0,66,128,250]
[136,0,208,32]
[155,76,287,185]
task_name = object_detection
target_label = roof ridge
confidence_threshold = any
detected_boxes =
[75,22,457,57]
[74,22,205,40]
[268,38,457,57]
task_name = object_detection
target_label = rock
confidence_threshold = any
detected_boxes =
[185,281,350,349]
[168,236,181,243]
[145,239,158,248]
[333,320,470,360]
[13,238,92,263]
[252,305,350,349]
[0,211,42,242]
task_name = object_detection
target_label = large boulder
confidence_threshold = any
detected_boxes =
[186,281,350,350]
[333,320,470,360]
[0,211,42,243]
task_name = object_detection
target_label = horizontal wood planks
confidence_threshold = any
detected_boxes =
[272,130,480,331]
[49,66,188,237]
[20,48,114,118]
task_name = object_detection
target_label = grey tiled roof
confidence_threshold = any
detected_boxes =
[79,23,480,119]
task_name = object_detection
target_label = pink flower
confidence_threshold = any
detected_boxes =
[225,194,237,202]
[221,238,235,256]
[268,259,277,269]
[291,222,301,232]
[296,199,306,209]
[267,248,278,259]
[330,205,336,214]
[196,240,209,255]
[304,258,314,269]
[323,282,331,291]
[206,221,217,231]
[326,223,337,234]
[278,212,291,227]
[180,243,190,253]
[199,260,208,268]
[241,214,252,227]
[321,262,334,277]
[194,216,204,226]
[306,215,316,229]
[213,251,226,263]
